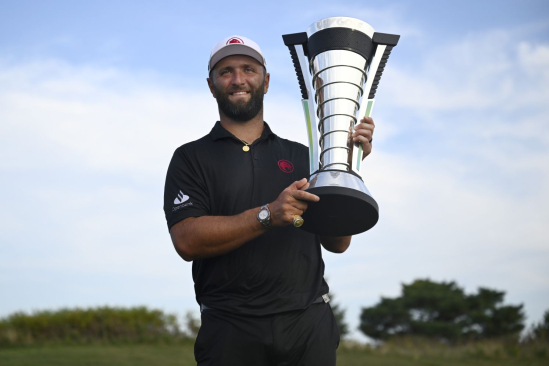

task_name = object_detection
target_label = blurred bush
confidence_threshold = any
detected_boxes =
[524,310,549,344]
[359,279,525,343]
[0,306,191,347]
[183,310,201,338]
[328,294,349,339]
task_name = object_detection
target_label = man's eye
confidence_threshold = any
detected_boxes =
[245,68,254,72]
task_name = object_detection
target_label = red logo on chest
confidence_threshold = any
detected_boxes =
[278,159,294,173]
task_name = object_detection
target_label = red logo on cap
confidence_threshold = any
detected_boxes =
[227,37,244,45]
[278,159,294,173]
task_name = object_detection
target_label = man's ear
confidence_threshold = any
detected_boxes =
[263,72,270,94]
[207,78,217,98]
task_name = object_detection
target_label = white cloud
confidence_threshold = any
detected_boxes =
[519,42,549,75]
[0,60,218,173]
[383,29,549,112]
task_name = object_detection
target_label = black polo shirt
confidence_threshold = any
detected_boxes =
[163,121,329,316]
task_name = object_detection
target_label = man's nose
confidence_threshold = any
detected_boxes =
[232,70,245,85]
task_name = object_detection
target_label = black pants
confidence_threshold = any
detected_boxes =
[194,302,340,366]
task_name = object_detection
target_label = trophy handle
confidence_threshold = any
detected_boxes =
[295,45,319,175]
[283,33,319,175]
[354,32,400,174]
[354,98,375,173]
[301,99,319,175]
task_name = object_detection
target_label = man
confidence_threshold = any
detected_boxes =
[163,35,374,365]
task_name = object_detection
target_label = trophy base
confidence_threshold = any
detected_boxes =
[302,170,379,236]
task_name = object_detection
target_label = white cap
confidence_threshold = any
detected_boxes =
[208,35,266,72]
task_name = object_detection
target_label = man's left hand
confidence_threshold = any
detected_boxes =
[352,116,375,159]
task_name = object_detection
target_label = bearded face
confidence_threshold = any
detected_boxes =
[212,77,266,122]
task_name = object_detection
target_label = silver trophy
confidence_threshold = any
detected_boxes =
[283,17,399,236]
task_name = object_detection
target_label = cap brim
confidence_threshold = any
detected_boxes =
[209,44,265,71]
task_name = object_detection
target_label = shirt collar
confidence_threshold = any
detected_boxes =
[209,121,276,142]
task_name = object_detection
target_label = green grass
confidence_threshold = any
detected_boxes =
[0,344,195,366]
[337,348,543,366]
[0,344,547,366]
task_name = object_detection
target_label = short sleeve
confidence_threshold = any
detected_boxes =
[163,147,210,230]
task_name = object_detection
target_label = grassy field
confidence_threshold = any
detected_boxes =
[3,306,546,365]
[0,343,547,366]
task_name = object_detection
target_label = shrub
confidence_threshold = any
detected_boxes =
[0,306,187,347]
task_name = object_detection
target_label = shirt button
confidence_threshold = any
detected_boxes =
[253,154,258,160]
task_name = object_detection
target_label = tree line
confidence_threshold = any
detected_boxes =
[332,278,547,344]
[1,279,547,347]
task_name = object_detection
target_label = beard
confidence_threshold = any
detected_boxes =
[213,80,265,122]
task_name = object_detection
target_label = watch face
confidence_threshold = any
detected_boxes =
[259,210,269,220]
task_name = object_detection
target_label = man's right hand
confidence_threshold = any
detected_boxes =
[269,178,320,227]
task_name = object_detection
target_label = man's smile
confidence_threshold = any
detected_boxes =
[229,91,250,96]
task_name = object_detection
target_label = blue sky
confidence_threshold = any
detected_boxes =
[1,0,548,341]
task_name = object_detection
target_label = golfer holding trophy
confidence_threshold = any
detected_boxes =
[165,16,400,366]
[283,17,399,236]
